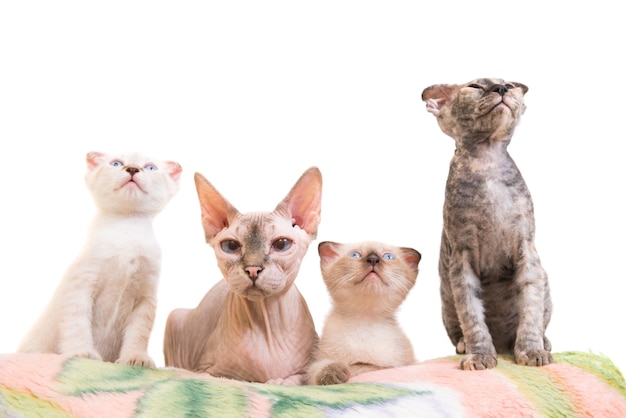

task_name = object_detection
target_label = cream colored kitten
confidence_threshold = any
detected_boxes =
[18,151,181,367]
[306,240,421,385]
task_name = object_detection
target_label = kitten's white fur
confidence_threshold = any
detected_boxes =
[18,151,181,367]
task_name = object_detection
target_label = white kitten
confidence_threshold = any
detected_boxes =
[18,151,181,367]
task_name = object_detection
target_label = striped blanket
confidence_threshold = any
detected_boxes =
[1,351,625,417]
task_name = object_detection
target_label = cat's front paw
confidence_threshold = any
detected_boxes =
[266,374,304,385]
[515,349,552,367]
[460,353,498,370]
[116,354,155,368]
[316,362,350,385]
[65,350,103,361]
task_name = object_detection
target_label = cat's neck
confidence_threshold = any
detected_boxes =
[224,286,308,345]
[454,139,514,166]
[455,135,511,156]
[333,302,398,320]
[91,211,156,229]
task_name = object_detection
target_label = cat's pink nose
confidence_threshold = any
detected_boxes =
[245,266,263,281]
[126,167,140,176]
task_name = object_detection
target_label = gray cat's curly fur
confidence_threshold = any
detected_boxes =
[422,78,552,371]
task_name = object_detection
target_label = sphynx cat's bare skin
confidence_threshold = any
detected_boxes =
[163,167,322,384]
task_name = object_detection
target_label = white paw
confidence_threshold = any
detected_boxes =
[116,354,155,368]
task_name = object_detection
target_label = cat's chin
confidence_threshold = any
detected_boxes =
[239,287,270,301]
[486,101,512,116]
[120,179,145,193]
[356,272,387,290]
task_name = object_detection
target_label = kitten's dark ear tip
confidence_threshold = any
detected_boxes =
[404,247,422,265]
[421,86,434,101]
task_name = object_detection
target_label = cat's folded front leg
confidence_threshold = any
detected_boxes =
[306,359,350,385]
[265,373,305,385]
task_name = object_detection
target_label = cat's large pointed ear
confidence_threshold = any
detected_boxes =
[86,151,107,170]
[274,167,322,238]
[421,84,458,116]
[194,172,240,242]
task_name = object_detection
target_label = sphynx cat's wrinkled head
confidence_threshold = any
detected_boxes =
[194,167,322,301]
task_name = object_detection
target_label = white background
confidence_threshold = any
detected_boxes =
[1,2,624,375]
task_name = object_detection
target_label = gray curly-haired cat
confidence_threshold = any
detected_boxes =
[422,78,552,371]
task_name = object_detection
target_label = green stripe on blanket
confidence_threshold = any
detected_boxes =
[498,355,577,417]
[555,351,626,396]
[0,385,70,418]
[1,352,625,417]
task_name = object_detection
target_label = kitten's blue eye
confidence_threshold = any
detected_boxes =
[110,160,124,167]
[221,240,241,254]
[382,252,395,260]
[349,251,361,258]
[272,238,293,252]
[144,164,158,171]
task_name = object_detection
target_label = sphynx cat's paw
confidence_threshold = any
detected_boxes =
[460,353,498,370]
[265,374,304,385]
[316,362,350,385]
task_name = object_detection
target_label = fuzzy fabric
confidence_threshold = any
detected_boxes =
[1,351,625,417]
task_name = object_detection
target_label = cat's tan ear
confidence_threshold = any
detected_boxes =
[194,172,240,242]
[400,247,422,274]
[318,241,340,265]
[275,167,323,238]
[421,84,458,116]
